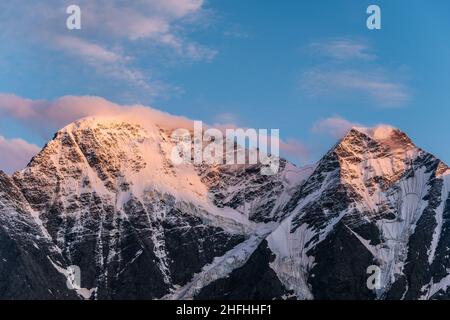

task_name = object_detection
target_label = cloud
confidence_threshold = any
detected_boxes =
[311,116,397,142]
[308,39,376,61]
[0,94,196,139]
[0,1,215,97]
[223,24,250,39]
[11,0,209,51]
[301,69,410,107]
[0,136,40,174]
[301,38,411,107]
[55,36,122,63]
[0,94,311,166]
[279,138,310,163]
[83,0,204,40]
[311,116,361,139]
[78,0,216,60]
[53,35,159,93]
[211,112,241,128]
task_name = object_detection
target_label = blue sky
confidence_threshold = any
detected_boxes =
[0,0,449,172]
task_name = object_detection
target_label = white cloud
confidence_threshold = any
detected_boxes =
[155,0,204,18]
[0,136,40,174]
[54,36,158,92]
[0,0,215,96]
[311,116,398,143]
[301,69,410,107]
[302,38,411,107]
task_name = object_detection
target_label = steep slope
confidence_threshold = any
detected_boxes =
[0,171,78,299]
[197,127,450,300]
[10,116,303,299]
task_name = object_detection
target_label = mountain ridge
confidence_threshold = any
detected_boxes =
[1,116,449,299]
[200,125,450,299]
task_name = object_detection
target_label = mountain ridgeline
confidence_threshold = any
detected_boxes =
[0,116,449,300]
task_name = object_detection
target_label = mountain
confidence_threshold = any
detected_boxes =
[0,117,449,300]
[196,126,450,300]
[2,116,308,299]
[0,171,77,299]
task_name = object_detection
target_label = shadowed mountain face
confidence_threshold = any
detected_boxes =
[0,172,78,299]
[1,118,449,300]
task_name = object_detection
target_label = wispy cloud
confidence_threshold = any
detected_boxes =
[279,138,310,163]
[223,24,250,39]
[0,136,40,174]
[311,116,361,139]
[0,0,215,98]
[301,69,410,106]
[212,112,241,127]
[53,35,161,93]
[301,38,411,107]
[308,39,376,61]
[55,36,122,63]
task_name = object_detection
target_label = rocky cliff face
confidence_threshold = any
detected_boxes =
[0,171,77,299]
[1,119,449,300]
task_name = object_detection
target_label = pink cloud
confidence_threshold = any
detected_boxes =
[0,136,40,174]
[280,138,310,164]
[0,94,37,118]
[0,94,195,138]
[0,94,122,129]
[55,36,122,63]
[312,116,361,139]
[0,94,311,167]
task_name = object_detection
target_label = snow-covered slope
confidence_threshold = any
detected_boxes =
[2,118,449,300]
[4,115,306,299]
[0,171,78,299]
[197,127,450,300]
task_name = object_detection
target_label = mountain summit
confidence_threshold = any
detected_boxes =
[2,116,305,299]
[196,125,450,299]
[0,117,449,299]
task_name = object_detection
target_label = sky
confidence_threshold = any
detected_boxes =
[0,0,449,173]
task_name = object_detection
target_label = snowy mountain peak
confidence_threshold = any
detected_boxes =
[260,125,450,300]
[5,115,305,299]
[339,125,416,155]
[436,161,450,177]
[18,116,213,206]
[2,115,450,300]
[328,126,420,189]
